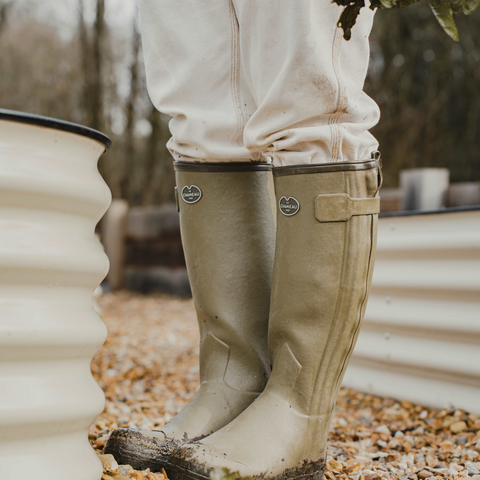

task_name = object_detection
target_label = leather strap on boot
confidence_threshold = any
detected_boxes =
[315,193,380,222]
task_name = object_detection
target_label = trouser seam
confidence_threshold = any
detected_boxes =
[329,27,348,163]
[229,1,264,162]
[229,0,245,149]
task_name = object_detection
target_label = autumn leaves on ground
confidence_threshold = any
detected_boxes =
[90,292,480,480]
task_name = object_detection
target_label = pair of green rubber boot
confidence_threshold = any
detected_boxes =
[106,155,382,480]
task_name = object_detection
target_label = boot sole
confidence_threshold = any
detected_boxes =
[105,429,177,472]
[164,456,326,480]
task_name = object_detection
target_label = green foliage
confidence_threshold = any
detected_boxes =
[333,0,480,40]
[210,468,253,480]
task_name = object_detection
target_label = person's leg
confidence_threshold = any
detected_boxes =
[235,0,380,166]
[106,162,276,470]
[106,0,276,469]
[163,3,381,479]
[139,0,262,163]
[166,159,380,480]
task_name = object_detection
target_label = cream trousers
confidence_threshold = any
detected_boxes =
[139,0,380,166]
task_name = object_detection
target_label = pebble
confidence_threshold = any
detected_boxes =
[88,293,480,480]
[467,464,480,475]
[95,436,107,448]
[362,469,374,475]
[99,454,119,473]
[118,465,135,475]
[450,420,468,433]
[375,425,391,436]
[417,470,432,479]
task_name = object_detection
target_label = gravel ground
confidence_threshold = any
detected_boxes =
[90,292,480,480]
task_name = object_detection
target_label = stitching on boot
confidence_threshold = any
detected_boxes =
[200,332,231,382]
[269,343,302,398]
[310,182,349,411]
[200,332,263,394]
[335,214,376,387]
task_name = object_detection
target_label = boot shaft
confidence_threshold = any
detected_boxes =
[267,158,381,419]
[162,158,382,479]
[175,162,276,394]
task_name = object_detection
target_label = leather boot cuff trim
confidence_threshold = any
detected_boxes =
[174,162,273,172]
[273,159,376,177]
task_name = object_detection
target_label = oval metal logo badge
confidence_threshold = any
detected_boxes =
[181,185,202,204]
[279,196,300,216]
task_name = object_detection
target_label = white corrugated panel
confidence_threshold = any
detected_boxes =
[0,117,111,480]
[343,209,480,414]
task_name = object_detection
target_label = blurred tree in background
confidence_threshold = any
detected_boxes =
[0,0,478,200]
[366,3,480,186]
[0,0,174,205]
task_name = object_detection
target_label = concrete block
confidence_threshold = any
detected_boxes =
[400,168,450,211]
[125,267,191,297]
[126,240,185,268]
[127,204,180,241]
[449,182,480,207]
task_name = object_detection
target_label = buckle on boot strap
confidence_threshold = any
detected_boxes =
[315,194,380,222]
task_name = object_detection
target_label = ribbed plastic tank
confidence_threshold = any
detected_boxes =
[0,109,112,480]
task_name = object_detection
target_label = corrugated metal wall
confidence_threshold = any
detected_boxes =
[343,208,480,414]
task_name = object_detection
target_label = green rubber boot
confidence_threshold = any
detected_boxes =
[164,156,381,480]
[105,162,276,470]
